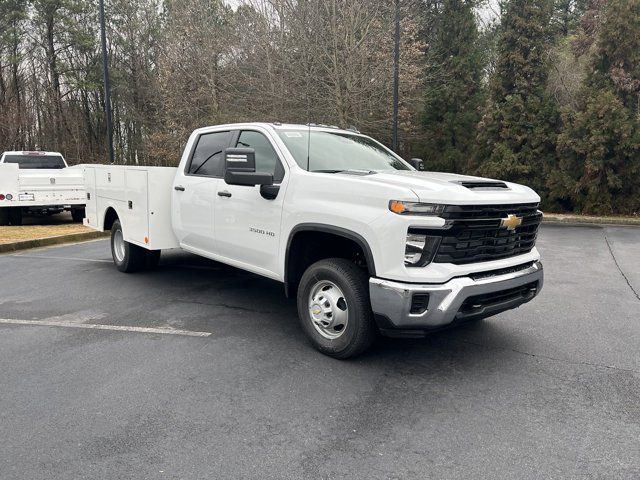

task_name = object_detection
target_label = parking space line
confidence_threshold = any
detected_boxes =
[0,319,212,337]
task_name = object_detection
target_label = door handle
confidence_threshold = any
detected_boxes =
[174,185,185,192]
[218,191,232,198]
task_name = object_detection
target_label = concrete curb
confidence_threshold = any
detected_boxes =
[0,230,109,254]
[542,214,640,227]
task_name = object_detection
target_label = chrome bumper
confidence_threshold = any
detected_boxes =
[369,261,543,333]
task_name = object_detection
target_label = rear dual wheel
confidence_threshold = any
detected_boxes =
[8,207,22,226]
[110,219,160,272]
[71,207,85,223]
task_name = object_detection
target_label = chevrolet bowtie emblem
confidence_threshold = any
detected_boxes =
[501,214,522,231]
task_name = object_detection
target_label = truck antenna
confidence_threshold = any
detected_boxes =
[306,90,312,172]
[307,123,311,172]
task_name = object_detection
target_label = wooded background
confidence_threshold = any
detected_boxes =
[1,0,639,214]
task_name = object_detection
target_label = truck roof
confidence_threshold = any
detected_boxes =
[191,122,362,137]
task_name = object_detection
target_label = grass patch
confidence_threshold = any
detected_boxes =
[0,224,91,245]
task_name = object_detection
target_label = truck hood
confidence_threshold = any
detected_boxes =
[360,170,540,205]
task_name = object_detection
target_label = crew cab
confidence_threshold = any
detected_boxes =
[82,123,543,358]
[0,151,85,225]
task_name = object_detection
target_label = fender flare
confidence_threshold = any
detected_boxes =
[284,223,377,293]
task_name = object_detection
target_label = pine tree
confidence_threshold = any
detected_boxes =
[419,0,484,173]
[552,0,640,214]
[474,0,558,196]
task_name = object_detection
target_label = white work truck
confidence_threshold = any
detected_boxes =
[0,151,85,225]
[83,123,543,358]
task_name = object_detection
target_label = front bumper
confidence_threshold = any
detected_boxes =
[370,261,543,336]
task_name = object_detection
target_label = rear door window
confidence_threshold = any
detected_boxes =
[187,131,234,177]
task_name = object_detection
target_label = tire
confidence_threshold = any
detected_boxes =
[8,207,22,226]
[110,219,147,273]
[71,207,85,223]
[144,250,161,270]
[297,258,377,359]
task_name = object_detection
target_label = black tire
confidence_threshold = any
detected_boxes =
[71,207,85,223]
[110,219,147,273]
[8,207,22,226]
[144,249,161,270]
[297,258,377,359]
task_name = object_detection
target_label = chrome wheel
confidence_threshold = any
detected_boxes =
[308,280,349,339]
[113,228,126,263]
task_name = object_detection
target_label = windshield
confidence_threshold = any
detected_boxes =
[2,154,66,169]
[276,130,411,172]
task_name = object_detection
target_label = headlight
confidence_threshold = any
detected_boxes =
[389,200,445,216]
[404,232,441,267]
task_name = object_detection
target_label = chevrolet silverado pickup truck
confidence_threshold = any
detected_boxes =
[82,122,543,358]
[0,151,85,225]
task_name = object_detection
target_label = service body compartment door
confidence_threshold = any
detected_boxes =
[124,169,149,246]
[95,166,125,200]
[83,167,97,228]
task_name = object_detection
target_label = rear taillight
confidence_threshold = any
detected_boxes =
[0,194,5,200]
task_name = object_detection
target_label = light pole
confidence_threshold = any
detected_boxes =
[392,0,400,152]
[99,0,115,164]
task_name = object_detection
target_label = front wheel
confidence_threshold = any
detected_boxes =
[110,219,147,273]
[297,258,377,359]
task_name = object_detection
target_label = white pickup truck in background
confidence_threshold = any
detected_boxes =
[83,122,543,358]
[0,151,86,225]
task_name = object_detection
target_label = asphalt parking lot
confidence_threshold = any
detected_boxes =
[1,224,639,479]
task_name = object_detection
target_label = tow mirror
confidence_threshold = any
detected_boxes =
[223,148,273,186]
[408,158,425,171]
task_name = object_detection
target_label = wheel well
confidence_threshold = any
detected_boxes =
[285,227,375,297]
[103,207,119,231]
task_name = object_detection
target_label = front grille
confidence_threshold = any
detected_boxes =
[412,203,542,265]
[459,281,539,316]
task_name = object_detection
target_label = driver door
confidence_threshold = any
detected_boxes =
[214,129,287,277]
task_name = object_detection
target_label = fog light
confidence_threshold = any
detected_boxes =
[404,231,441,267]
[410,293,430,314]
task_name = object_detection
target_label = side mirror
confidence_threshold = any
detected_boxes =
[408,158,425,171]
[223,148,273,186]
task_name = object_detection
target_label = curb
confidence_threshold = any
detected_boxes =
[0,230,109,254]
[542,214,640,227]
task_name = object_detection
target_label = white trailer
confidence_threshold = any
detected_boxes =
[0,151,86,225]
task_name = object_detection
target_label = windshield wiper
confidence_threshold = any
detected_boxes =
[311,169,377,175]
